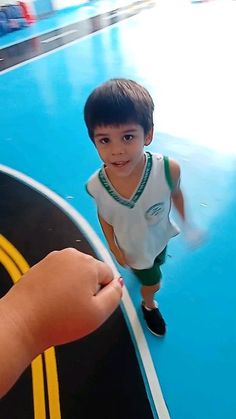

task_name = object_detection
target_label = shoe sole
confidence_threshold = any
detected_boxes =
[146,325,166,337]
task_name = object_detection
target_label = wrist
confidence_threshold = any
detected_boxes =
[3,281,46,358]
[0,295,38,397]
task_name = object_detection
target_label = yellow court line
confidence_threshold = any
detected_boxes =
[0,235,61,419]
[0,240,46,419]
[0,234,29,274]
[44,348,62,419]
[31,356,47,419]
[0,248,22,283]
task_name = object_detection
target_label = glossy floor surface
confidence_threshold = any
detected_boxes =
[1,1,236,418]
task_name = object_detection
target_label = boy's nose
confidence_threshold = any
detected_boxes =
[111,144,124,155]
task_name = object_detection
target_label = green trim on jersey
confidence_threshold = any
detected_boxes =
[98,170,133,208]
[85,183,93,197]
[98,152,153,208]
[163,156,174,191]
[132,152,152,203]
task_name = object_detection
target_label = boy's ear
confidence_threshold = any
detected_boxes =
[144,127,154,146]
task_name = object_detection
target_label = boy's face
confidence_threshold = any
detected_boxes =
[93,123,153,178]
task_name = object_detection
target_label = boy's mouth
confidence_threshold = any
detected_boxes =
[112,161,129,168]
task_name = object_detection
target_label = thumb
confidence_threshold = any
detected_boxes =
[93,277,123,325]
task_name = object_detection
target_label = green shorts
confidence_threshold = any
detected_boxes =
[131,247,167,286]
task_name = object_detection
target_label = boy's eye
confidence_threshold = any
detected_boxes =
[99,137,110,144]
[123,134,134,142]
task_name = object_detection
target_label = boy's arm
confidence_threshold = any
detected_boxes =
[169,159,205,247]
[98,213,127,267]
[169,159,186,222]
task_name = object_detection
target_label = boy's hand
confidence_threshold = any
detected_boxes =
[116,254,128,268]
[183,224,206,249]
[111,247,128,267]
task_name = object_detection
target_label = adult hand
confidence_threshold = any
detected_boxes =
[0,248,123,398]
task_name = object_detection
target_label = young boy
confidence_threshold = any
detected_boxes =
[84,79,186,337]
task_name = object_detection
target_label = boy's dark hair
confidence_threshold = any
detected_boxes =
[84,79,154,140]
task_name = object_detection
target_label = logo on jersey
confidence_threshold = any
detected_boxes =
[145,202,164,220]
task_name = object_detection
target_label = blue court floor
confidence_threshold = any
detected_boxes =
[1,0,236,418]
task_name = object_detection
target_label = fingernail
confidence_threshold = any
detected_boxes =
[118,277,124,287]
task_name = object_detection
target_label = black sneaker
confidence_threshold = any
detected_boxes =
[141,302,166,336]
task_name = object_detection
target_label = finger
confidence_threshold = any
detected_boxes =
[95,259,115,286]
[92,277,123,324]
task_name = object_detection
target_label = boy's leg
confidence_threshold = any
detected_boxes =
[140,283,166,336]
[141,283,160,309]
[132,249,167,336]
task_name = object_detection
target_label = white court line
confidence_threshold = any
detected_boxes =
[41,29,78,44]
[103,10,127,19]
[0,164,171,419]
[0,15,137,76]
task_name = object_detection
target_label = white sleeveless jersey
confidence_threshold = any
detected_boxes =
[86,152,179,269]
